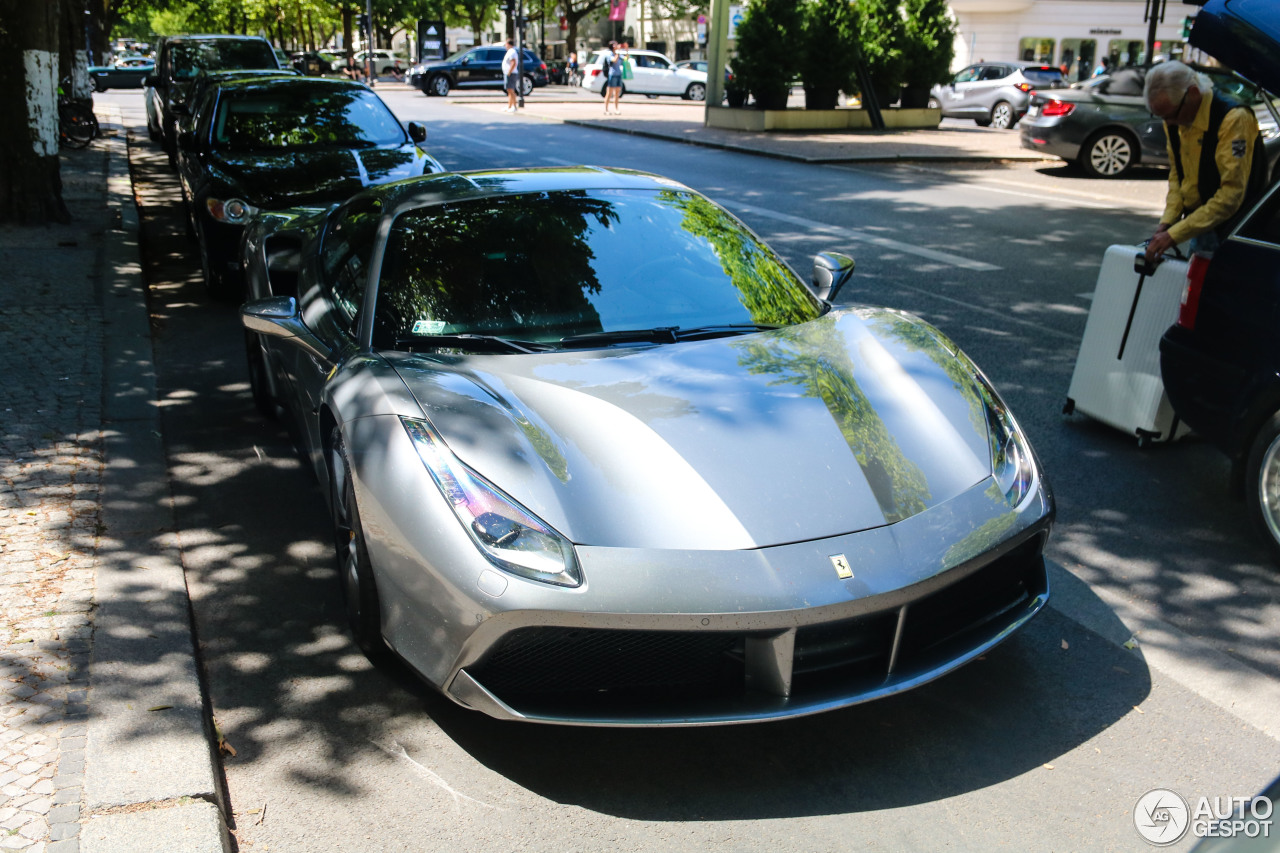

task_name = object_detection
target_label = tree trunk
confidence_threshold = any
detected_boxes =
[60,0,92,100]
[0,0,70,225]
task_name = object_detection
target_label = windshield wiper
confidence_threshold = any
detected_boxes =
[557,327,679,348]
[394,334,550,354]
[671,323,781,341]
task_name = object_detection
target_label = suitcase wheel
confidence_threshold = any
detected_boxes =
[1063,398,1075,416]
[1135,428,1160,448]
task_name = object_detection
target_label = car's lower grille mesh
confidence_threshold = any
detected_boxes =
[471,628,744,698]
[464,536,1046,716]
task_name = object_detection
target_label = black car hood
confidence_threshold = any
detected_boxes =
[210,145,421,208]
[1192,0,1280,95]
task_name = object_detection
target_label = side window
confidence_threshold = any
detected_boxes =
[480,48,503,63]
[953,66,979,84]
[980,66,1005,81]
[320,197,383,335]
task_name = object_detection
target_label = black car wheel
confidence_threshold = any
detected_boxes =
[1081,130,1137,178]
[244,331,277,421]
[330,427,387,659]
[685,82,706,102]
[429,74,450,96]
[92,76,106,92]
[520,74,533,97]
[990,100,1016,130]
[196,221,236,302]
[1246,411,1280,564]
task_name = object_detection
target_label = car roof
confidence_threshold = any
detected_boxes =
[207,75,370,95]
[166,34,273,44]
[366,167,695,219]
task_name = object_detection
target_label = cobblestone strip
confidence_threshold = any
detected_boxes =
[0,305,104,853]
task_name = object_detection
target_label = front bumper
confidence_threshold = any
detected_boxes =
[345,410,1053,726]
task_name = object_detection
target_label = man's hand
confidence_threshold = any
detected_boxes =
[1145,224,1175,262]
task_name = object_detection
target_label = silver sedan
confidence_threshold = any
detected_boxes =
[238,168,1054,726]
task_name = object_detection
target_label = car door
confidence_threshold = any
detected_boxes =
[942,65,982,115]
[636,53,679,94]
[453,48,484,86]
[964,64,1009,114]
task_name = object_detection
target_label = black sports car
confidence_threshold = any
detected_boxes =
[175,74,442,300]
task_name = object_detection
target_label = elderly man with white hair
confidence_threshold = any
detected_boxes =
[1143,59,1266,262]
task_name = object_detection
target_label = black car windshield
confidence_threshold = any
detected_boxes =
[212,87,405,150]
[171,40,277,80]
[374,188,824,348]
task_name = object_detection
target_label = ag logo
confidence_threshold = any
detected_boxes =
[1134,788,1190,845]
[829,554,853,579]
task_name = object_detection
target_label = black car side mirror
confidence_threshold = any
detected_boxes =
[811,252,856,302]
[407,122,427,143]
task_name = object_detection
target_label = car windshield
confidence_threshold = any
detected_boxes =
[212,87,404,150]
[171,40,277,80]
[375,188,824,347]
[1022,68,1066,86]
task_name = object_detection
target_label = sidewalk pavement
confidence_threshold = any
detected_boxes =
[0,92,1048,853]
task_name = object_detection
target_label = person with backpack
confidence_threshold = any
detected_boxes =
[1143,60,1266,262]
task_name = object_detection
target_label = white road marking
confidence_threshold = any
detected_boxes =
[446,133,528,154]
[729,202,1002,272]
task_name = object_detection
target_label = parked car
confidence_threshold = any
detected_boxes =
[582,49,708,101]
[929,62,1068,129]
[675,58,735,86]
[89,59,154,91]
[353,49,405,76]
[174,74,442,301]
[175,68,301,136]
[145,34,280,159]
[1020,65,1280,178]
[236,166,1054,726]
[408,45,548,96]
[1160,0,1280,565]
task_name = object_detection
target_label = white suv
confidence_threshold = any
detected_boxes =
[581,49,707,101]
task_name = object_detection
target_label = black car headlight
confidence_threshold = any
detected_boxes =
[401,417,581,587]
[205,197,259,224]
[977,377,1037,509]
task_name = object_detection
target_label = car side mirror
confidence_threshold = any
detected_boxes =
[144,74,160,88]
[242,297,335,364]
[811,252,856,302]
[407,122,427,143]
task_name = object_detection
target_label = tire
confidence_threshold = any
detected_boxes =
[519,74,533,97]
[1080,130,1137,178]
[990,100,1016,130]
[974,117,992,128]
[59,103,96,149]
[196,221,237,302]
[927,97,940,110]
[429,74,450,97]
[1246,411,1280,565]
[244,331,277,421]
[685,82,706,101]
[92,77,106,93]
[330,427,387,659]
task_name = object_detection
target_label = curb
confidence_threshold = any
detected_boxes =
[82,107,229,853]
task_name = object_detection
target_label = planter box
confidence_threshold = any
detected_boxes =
[706,106,941,132]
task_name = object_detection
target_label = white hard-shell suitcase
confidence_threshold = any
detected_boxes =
[1064,244,1192,446]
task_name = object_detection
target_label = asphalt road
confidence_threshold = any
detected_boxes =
[101,88,1280,852]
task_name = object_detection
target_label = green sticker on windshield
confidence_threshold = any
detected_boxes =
[412,320,446,335]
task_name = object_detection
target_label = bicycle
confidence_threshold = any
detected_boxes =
[58,79,99,149]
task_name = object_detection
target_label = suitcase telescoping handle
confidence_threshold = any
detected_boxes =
[1133,240,1187,276]
[1120,241,1185,360]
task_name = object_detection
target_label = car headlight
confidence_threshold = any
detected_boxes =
[977,377,1036,508]
[401,417,581,587]
[205,197,259,224]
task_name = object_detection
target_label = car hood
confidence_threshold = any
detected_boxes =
[210,145,423,208]
[387,308,997,550]
[1192,0,1280,95]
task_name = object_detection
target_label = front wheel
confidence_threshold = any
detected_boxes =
[429,74,450,96]
[684,82,706,102]
[927,96,940,110]
[1081,130,1136,178]
[990,100,1016,130]
[1246,411,1280,565]
[330,428,388,659]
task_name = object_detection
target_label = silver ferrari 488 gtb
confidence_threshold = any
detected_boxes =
[239,167,1053,726]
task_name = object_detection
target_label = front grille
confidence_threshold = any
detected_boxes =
[464,534,1047,718]
[469,628,745,702]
